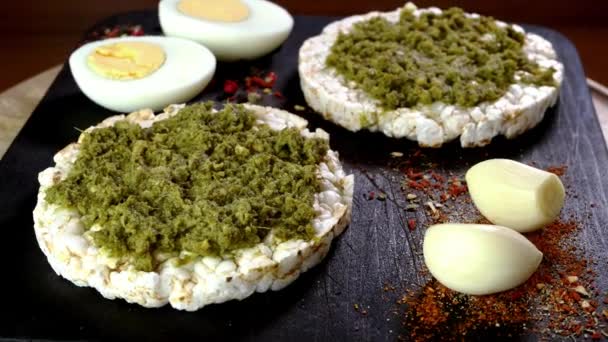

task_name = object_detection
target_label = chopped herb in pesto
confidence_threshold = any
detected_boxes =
[326,6,556,109]
[46,103,328,271]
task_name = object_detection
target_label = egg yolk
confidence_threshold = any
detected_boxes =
[87,42,166,80]
[177,0,249,22]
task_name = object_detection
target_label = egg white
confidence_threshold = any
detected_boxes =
[159,0,293,61]
[69,36,216,112]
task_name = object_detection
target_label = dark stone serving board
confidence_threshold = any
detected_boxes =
[0,10,606,342]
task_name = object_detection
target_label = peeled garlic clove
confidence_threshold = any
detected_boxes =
[466,159,565,232]
[423,223,542,295]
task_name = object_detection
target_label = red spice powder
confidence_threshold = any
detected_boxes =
[399,220,603,341]
[221,71,281,103]
[547,165,568,176]
[398,156,468,206]
[394,156,469,225]
[446,177,467,197]
[406,168,424,180]
[430,171,444,183]
[83,24,145,44]
[367,191,375,200]
[223,80,239,94]
[131,26,144,36]
[407,219,416,231]
[245,71,278,90]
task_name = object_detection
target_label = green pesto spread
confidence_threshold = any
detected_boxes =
[45,103,329,271]
[326,6,556,109]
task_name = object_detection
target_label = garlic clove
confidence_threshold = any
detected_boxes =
[423,223,543,295]
[466,159,565,232]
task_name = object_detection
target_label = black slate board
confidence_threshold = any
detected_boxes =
[1,11,607,341]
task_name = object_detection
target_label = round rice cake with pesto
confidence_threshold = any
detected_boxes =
[33,103,353,310]
[298,2,563,147]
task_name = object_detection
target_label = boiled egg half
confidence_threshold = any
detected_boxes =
[69,36,216,112]
[159,0,294,61]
